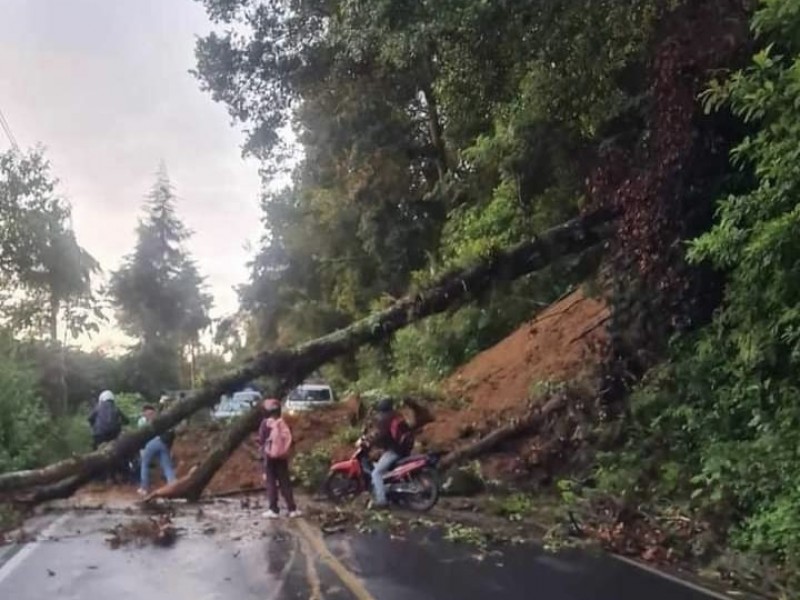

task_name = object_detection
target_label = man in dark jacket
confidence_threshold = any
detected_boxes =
[368,397,413,508]
[87,390,130,482]
[88,390,128,450]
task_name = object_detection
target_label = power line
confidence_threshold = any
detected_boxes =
[0,105,20,152]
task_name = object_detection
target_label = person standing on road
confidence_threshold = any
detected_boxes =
[88,390,129,450]
[258,398,301,519]
[137,404,177,496]
[88,390,130,482]
[368,397,414,509]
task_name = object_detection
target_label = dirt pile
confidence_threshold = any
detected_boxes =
[420,288,610,479]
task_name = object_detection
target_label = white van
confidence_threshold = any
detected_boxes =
[284,383,335,413]
[212,389,260,420]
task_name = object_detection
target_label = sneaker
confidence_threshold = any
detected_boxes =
[137,488,148,497]
[288,510,303,519]
[262,510,280,519]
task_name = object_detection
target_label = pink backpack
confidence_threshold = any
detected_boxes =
[265,417,293,459]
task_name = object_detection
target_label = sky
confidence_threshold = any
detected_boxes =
[0,0,264,352]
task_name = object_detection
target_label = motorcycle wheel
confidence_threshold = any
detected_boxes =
[323,472,361,504]
[403,468,439,512]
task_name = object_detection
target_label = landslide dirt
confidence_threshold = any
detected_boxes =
[419,288,610,479]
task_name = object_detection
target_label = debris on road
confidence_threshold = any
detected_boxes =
[105,515,177,549]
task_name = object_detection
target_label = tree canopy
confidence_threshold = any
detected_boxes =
[110,167,211,394]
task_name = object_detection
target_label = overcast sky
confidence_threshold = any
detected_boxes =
[0,0,263,352]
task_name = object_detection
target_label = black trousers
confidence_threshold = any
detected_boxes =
[264,458,296,513]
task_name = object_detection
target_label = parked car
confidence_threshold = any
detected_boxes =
[284,383,335,413]
[211,389,260,420]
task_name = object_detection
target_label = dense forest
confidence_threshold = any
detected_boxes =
[2,0,800,593]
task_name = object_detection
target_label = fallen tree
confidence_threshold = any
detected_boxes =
[439,393,568,471]
[148,393,436,501]
[0,209,615,500]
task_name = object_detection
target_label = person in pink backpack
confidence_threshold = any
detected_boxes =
[258,398,301,519]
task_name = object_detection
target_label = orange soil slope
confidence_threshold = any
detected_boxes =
[420,288,610,451]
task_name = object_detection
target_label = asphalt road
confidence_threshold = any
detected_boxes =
[0,507,737,600]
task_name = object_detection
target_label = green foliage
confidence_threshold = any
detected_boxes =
[331,425,362,447]
[0,146,101,345]
[113,392,145,430]
[291,445,331,490]
[0,335,48,472]
[487,493,536,522]
[597,1,800,578]
[37,413,93,465]
[196,0,662,380]
[110,167,211,394]
[0,502,23,533]
[443,522,489,551]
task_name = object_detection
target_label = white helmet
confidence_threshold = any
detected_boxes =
[98,390,115,403]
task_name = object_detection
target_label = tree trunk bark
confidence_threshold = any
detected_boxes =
[0,209,615,496]
[148,406,265,501]
[438,394,567,471]
[421,83,448,181]
[14,473,92,505]
[49,295,68,416]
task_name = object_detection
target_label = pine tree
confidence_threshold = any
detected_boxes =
[110,166,211,393]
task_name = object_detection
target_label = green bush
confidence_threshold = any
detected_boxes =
[37,413,93,464]
[292,445,332,490]
[113,392,145,429]
[0,336,49,472]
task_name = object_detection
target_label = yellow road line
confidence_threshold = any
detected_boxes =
[264,531,299,600]
[294,519,377,600]
[295,532,323,600]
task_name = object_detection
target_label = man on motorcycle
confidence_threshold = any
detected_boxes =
[368,397,414,508]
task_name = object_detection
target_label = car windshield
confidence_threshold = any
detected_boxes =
[217,392,256,412]
[289,387,331,402]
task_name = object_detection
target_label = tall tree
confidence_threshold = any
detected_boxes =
[110,167,211,394]
[0,147,101,414]
[0,148,100,342]
[194,0,667,368]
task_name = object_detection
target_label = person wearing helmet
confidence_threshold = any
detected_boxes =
[88,390,129,450]
[87,390,130,483]
[368,397,414,509]
[257,398,301,519]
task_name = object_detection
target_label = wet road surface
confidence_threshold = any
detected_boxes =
[0,507,735,600]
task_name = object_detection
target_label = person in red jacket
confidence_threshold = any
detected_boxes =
[367,397,414,508]
[257,398,301,519]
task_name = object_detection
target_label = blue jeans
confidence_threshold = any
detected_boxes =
[140,437,176,490]
[371,450,399,506]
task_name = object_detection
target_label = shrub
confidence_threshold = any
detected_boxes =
[0,336,49,472]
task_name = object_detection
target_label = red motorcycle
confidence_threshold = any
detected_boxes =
[323,437,441,511]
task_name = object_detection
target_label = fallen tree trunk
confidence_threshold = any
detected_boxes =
[439,393,568,471]
[0,209,614,497]
[160,404,267,501]
[150,389,442,501]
